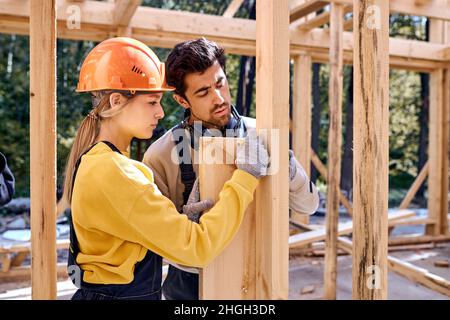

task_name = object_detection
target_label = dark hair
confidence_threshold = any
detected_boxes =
[165,37,226,98]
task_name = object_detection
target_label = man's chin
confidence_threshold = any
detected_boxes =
[212,113,231,127]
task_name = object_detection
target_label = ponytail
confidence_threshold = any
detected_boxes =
[62,90,132,205]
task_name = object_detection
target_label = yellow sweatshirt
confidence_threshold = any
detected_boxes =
[71,142,258,285]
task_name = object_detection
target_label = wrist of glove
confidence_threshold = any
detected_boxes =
[182,178,214,222]
[289,150,297,181]
[235,131,270,179]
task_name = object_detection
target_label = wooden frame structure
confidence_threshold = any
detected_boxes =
[0,0,448,300]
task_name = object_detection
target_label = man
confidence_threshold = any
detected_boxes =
[143,38,319,300]
[0,151,15,207]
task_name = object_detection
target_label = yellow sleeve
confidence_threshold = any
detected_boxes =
[127,169,258,268]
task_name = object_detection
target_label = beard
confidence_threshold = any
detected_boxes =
[208,103,231,127]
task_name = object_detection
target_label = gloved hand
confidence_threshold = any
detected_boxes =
[289,150,297,181]
[235,130,270,178]
[182,178,214,222]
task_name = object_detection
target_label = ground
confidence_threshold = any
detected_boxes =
[0,209,448,300]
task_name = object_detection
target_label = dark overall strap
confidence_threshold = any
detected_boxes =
[171,112,248,206]
[172,124,196,205]
[68,141,122,288]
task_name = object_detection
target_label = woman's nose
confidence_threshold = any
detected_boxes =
[155,104,164,119]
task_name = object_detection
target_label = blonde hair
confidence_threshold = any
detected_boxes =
[62,90,133,206]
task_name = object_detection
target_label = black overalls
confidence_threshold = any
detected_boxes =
[69,141,162,300]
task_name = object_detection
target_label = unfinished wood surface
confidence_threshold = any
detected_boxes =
[310,149,353,216]
[323,2,344,300]
[30,0,57,300]
[388,235,450,246]
[399,161,429,209]
[293,54,312,177]
[289,0,328,23]
[0,2,447,67]
[292,54,312,223]
[326,0,450,21]
[198,137,255,300]
[427,19,449,236]
[353,0,389,300]
[298,5,352,30]
[223,0,245,18]
[0,239,70,254]
[0,263,67,281]
[256,0,290,300]
[113,0,141,26]
[289,210,415,248]
[337,237,450,297]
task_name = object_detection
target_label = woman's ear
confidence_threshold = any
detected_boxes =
[109,92,125,109]
[173,94,189,110]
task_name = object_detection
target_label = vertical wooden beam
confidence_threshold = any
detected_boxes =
[199,137,256,299]
[256,0,290,300]
[323,3,344,300]
[291,54,312,224]
[352,0,389,300]
[426,18,449,236]
[30,0,57,300]
[293,54,312,177]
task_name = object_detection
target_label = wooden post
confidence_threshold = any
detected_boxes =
[30,0,57,299]
[256,0,290,299]
[293,54,312,176]
[426,19,449,236]
[323,3,344,300]
[199,137,256,299]
[352,0,389,300]
[292,53,312,224]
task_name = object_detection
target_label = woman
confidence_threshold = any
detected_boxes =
[64,37,269,300]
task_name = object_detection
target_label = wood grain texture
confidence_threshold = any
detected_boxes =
[199,137,256,299]
[352,0,389,300]
[255,0,290,300]
[30,0,57,300]
[323,3,344,300]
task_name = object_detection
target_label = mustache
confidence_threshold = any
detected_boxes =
[211,103,230,113]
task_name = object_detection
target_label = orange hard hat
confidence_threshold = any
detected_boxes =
[76,37,174,93]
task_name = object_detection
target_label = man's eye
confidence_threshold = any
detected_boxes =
[199,91,208,97]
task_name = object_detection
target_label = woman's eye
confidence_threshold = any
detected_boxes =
[149,101,158,106]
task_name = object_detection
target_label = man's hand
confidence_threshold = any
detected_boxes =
[182,178,213,222]
[235,130,270,178]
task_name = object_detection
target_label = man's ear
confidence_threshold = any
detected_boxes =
[173,94,190,110]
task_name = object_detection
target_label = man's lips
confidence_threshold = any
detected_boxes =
[213,106,229,116]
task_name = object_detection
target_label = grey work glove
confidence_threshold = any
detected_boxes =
[235,130,270,178]
[289,150,297,181]
[182,178,214,222]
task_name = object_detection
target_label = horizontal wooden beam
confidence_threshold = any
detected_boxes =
[290,0,328,23]
[337,237,450,297]
[0,239,69,254]
[297,5,352,30]
[388,234,450,246]
[0,263,67,281]
[289,210,415,248]
[326,0,450,21]
[0,0,447,69]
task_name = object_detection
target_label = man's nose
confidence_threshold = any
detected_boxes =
[212,89,225,105]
